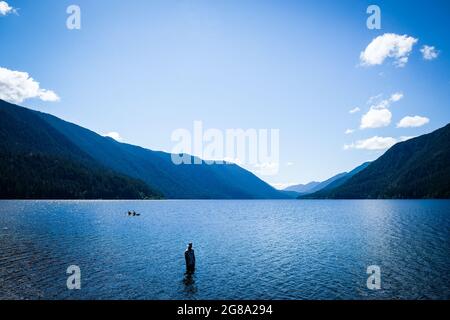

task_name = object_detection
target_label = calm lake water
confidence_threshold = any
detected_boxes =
[0,200,449,300]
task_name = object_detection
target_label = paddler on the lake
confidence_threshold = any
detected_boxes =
[185,242,196,273]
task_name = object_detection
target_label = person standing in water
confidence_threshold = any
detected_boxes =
[185,243,196,273]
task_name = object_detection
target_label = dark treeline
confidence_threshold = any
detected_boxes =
[0,152,162,199]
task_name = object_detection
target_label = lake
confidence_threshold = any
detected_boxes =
[0,200,449,300]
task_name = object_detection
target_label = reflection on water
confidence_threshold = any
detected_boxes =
[0,200,449,300]
[182,271,197,297]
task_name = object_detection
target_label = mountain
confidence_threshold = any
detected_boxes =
[284,166,365,196]
[301,124,450,199]
[284,181,320,193]
[0,100,287,199]
[315,162,371,192]
[0,100,161,199]
[302,172,348,194]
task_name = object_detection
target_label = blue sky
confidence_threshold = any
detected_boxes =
[1,0,449,188]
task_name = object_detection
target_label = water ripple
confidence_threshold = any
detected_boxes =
[0,200,449,300]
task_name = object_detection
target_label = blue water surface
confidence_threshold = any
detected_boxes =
[0,200,449,300]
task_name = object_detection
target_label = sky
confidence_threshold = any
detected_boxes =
[1,0,449,188]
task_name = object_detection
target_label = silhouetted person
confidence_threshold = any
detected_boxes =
[185,243,196,273]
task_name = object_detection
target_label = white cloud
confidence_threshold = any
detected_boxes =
[390,92,403,102]
[345,129,355,134]
[399,136,416,142]
[349,107,360,114]
[360,33,418,67]
[286,162,294,166]
[0,1,15,16]
[360,92,403,129]
[397,115,429,128]
[344,136,398,150]
[360,108,392,129]
[344,134,418,151]
[420,45,439,60]
[0,67,60,103]
[103,132,123,142]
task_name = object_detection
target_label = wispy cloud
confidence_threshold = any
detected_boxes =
[397,115,429,128]
[0,67,60,103]
[399,136,416,142]
[345,129,355,134]
[360,92,403,129]
[0,1,16,16]
[344,135,415,151]
[420,45,439,60]
[367,93,382,105]
[344,136,396,151]
[390,92,403,102]
[360,33,418,67]
[349,107,360,114]
[103,132,124,142]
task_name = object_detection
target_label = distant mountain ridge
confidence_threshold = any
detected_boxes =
[300,124,450,199]
[316,162,371,193]
[0,100,288,199]
[285,162,371,196]
[284,181,320,193]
